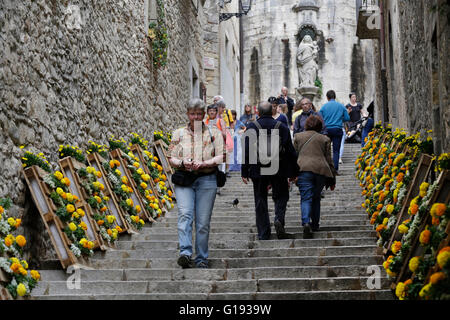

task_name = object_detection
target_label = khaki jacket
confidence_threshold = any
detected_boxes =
[293,131,336,178]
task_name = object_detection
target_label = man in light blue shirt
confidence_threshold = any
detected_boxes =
[319,90,350,173]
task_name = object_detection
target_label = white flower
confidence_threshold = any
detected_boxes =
[70,244,81,257]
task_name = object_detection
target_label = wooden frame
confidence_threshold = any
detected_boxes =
[86,152,133,234]
[151,140,175,197]
[109,149,154,223]
[22,166,84,269]
[393,170,450,287]
[384,154,434,257]
[58,157,105,251]
[129,144,167,215]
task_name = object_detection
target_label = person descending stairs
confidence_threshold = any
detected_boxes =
[31,144,393,300]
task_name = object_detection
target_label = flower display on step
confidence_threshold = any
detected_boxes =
[130,132,149,150]
[20,150,51,172]
[108,135,130,154]
[153,130,171,146]
[77,166,119,243]
[43,172,94,257]
[86,141,109,159]
[58,144,86,163]
[356,123,449,300]
[0,198,41,299]
[102,159,142,230]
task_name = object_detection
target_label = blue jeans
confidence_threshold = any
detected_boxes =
[361,118,374,147]
[297,171,325,229]
[340,127,346,159]
[327,127,343,171]
[174,173,217,265]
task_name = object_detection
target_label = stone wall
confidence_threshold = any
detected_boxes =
[0,0,206,265]
[369,0,449,152]
[242,0,377,109]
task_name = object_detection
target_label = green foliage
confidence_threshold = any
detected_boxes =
[0,198,12,210]
[148,0,168,68]
[314,77,323,98]
[21,151,51,172]
[59,145,86,163]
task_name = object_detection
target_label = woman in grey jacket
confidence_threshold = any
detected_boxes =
[293,115,336,239]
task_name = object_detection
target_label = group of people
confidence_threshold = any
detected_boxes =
[167,89,372,269]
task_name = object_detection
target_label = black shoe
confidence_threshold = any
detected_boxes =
[303,224,313,239]
[320,191,325,198]
[311,226,320,232]
[274,221,294,239]
[177,255,195,269]
[196,261,209,269]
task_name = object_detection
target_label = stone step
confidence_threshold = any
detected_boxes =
[129,230,376,242]
[155,217,370,225]
[136,225,374,236]
[32,289,393,300]
[116,237,379,251]
[88,255,383,269]
[37,264,385,282]
[32,276,389,296]
[98,245,379,260]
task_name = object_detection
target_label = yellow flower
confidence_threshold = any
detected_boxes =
[56,187,64,195]
[66,204,75,213]
[54,171,63,180]
[115,169,122,176]
[107,215,116,224]
[16,283,27,297]
[69,222,77,231]
[395,282,406,300]
[79,221,87,231]
[391,241,402,254]
[7,217,16,227]
[30,270,41,281]
[135,205,141,213]
[419,283,432,299]
[419,229,431,245]
[139,219,145,226]
[16,235,26,247]
[140,182,148,189]
[386,205,395,214]
[21,260,28,269]
[437,247,450,269]
[398,224,409,234]
[382,218,389,225]
[66,193,74,202]
[430,203,447,217]
[126,198,133,207]
[409,256,421,273]
[133,162,140,169]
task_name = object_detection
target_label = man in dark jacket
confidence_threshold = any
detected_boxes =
[278,87,295,126]
[293,97,327,135]
[241,101,298,240]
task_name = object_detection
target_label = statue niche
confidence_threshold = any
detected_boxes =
[296,35,319,88]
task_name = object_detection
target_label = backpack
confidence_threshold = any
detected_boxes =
[252,120,283,168]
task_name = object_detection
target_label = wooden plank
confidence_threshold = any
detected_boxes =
[0,285,13,300]
[395,170,450,285]
[86,153,131,234]
[109,149,152,223]
[384,154,434,257]
[22,166,78,269]
[58,157,105,251]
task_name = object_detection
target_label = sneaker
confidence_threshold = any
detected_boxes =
[177,255,195,269]
[339,158,343,164]
[196,261,209,269]
[320,190,325,199]
[274,221,295,239]
[303,223,313,239]
[216,187,221,195]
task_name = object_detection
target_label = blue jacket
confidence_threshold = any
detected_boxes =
[319,99,350,129]
[241,115,298,179]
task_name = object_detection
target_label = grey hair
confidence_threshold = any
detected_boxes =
[300,97,312,104]
[186,98,205,112]
[215,100,226,109]
[258,101,272,116]
[213,95,224,103]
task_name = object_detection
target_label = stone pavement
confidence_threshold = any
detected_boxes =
[31,144,394,300]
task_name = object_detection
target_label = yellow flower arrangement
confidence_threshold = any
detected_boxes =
[430,272,446,285]
[419,229,431,246]
[391,241,402,254]
[408,256,421,273]
[437,247,450,269]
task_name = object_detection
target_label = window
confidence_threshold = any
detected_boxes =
[145,0,158,30]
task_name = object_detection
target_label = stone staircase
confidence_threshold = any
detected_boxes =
[31,144,394,300]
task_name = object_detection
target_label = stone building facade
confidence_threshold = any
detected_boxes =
[242,0,377,111]
[0,0,241,265]
[359,0,449,153]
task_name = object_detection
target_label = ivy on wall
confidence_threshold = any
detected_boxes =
[148,0,168,68]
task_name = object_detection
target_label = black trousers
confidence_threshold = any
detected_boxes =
[251,176,289,240]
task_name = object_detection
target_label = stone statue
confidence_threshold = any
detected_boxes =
[296,35,319,88]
